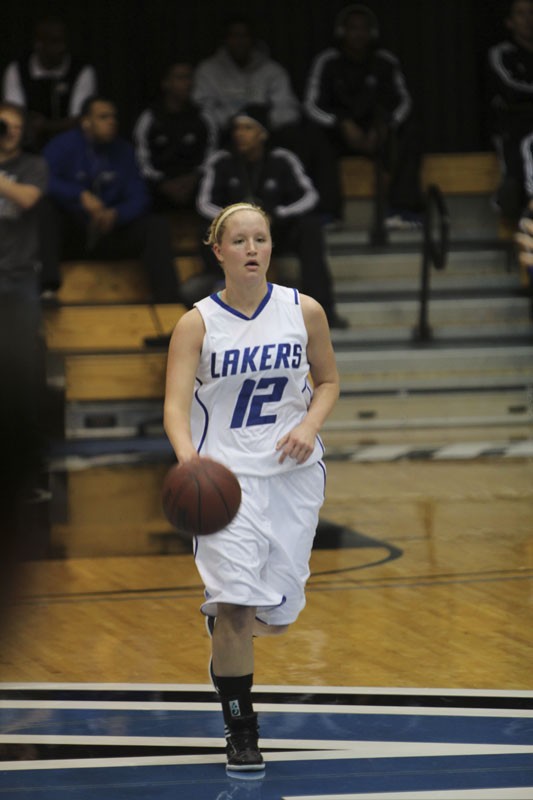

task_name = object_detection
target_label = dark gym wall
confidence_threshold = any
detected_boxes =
[1,0,516,152]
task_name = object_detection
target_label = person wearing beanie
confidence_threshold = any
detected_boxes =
[197,103,348,328]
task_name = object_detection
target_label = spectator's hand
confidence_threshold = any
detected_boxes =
[515,216,533,285]
[515,216,533,261]
[0,173,12,198]
[159,174,198,206]
[340,119,375,154]
[92,207,118,234]
[80,190,105,216]
[27,111,47,137]
[365,123,388,154]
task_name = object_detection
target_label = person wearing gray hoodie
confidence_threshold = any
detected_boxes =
[192,15,300,138]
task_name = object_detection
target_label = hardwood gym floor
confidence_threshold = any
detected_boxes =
[1,457,531,688]
[0,456,532,797]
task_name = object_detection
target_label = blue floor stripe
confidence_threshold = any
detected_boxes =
[1,707,532,746]
[0,755,532,798]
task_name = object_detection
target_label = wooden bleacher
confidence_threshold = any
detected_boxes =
[64,352,168,402]
[44,152,509,420]
[340,151,501,198]
[56,255,202,306]
[44,303,185,403]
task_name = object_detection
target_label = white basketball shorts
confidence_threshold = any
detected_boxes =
[194,460,326,626]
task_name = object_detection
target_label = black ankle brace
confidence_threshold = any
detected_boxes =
[215,673,254,727]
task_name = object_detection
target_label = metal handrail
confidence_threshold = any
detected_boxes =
[413,184,450,342]
[370,154,388,246]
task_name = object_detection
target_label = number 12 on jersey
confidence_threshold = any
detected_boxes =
[230,377,289,429]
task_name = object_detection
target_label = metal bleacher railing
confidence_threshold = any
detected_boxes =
[413,183,450,343]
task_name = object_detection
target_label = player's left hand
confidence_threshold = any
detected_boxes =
[275,424,316,464]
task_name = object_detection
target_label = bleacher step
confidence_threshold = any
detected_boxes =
[334,296,530,328]
[44,304,185,352]
[320,424,533,450]
[334,274,520,295]
[62,389,533,443]
[331,389,532,421]
[279,247,514,285]
[335,345,533,388]
[340,194,501,240]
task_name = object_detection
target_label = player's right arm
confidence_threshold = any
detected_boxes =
[163,308,205,464]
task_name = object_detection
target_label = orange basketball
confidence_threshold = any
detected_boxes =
[162,458,241,536]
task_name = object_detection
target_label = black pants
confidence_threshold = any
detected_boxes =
[39,198,180,303]
[325,115,424,214]
[271,214,336,319]
[384,117,423,213]
[493,117,533,222]
[272,120,344,220]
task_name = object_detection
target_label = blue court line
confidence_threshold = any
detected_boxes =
[1,708,532,745]
[0,754,532,798]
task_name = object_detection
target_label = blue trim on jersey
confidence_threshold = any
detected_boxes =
[256,595,287,626]
[209,283,274,320]
[193,379,209,454]
[317,459,327,492]
[301,378,324,455]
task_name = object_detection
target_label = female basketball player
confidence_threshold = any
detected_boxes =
[164,202,339,773]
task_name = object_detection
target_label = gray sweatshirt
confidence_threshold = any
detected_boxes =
[192,46,301,133]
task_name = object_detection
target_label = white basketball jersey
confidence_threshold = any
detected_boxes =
[192,283,324,476]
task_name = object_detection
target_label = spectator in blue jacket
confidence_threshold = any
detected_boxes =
[39,95,180,304]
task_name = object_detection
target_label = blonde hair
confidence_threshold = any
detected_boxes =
[204,202,270,247]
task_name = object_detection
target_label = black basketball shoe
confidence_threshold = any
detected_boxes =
[225,714,265,772]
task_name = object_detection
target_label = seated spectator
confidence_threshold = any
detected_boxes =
[192,14,342,221]
[133,61,216,212]
[487,0,533,225]
[39,95,180,306]
[1,17,97,152]
[0,102,48,550]
[304,3,423,230]
[196,103,347,328]
[193,14,300,138]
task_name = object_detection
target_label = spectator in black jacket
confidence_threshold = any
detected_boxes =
[1,17,97,152]
[197,104,347,328]
[192,15,343,223]
[304,4,423,230]
[487,0,533,224]
[133,61,216,213]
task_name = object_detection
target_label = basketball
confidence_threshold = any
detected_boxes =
[162,457,242,536]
